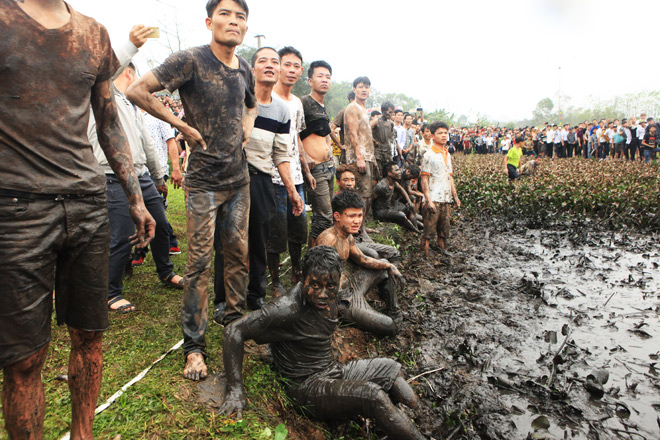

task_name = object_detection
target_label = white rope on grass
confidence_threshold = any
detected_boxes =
[59,339,184,440]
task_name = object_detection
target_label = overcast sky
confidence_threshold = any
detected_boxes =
[69,0,659,122]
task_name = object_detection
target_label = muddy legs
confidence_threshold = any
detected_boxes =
[68,328,104,440]
[2,345,48,440]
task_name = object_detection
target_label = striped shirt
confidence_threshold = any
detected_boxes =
[245,93,292,176]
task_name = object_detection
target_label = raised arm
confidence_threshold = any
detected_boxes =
[91,79,155,247]
[126,71,207,151]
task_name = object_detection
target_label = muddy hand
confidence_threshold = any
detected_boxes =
[389,265,405,287]
[356,157,366,173]
[128,202,156,247]
[219,387,247,419]
[182,125,207,151]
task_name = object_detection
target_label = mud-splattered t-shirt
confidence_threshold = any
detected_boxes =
[249,284,338,383]
[153,46,256,191]
[0,0,119,194]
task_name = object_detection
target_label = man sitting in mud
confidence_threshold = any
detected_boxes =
[372,162,423,233]
[220,246,424,440]
[316,190,402,337]
[335,165,400,262]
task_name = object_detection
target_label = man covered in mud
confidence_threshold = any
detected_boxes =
[0,0,155,437]
[300,60,341,246]
[220,246,424,440]
[372,162,422,233]
[215,46,302,313]
[344,76,377,222]
[126,0,256,381]
[335,165,400,262]
[316,191,402,337]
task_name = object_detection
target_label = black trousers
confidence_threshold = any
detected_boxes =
[107,173,173,301]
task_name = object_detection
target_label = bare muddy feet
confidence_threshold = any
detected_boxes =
[183,353,207,381]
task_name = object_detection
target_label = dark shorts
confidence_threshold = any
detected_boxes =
[422,202,451,241]
[267,184,307,254]
[0,193,110,368]
[287,358,401,420]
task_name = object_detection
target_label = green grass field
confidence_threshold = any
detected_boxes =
[0,183,329,440]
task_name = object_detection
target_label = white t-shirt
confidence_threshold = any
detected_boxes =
[272,94,305,186]
[421,148,453,204]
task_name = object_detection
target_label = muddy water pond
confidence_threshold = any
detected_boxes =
[398,224,660,440]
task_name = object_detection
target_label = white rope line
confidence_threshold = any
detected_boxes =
[59,339,184,440]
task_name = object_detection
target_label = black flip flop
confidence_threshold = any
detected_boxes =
[108,296,136,314]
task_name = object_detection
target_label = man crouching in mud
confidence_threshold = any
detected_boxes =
[220,246,424,440]
[316,190,402,337]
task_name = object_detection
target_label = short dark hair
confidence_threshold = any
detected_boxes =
[335,164,356,180]
[127,62,137,73]
[331,190,364,214]
[381,101,394,113]
[429,121,449,134]
[405,164,420,179]
[353,76,371,88]
[278,46,302,64]
[301,245,342,283]
[421,124,430,132]
[308,60,332,78]
[394,109,404,116]
[371,110,381,118]
[251,46,279,67]
[403,113,413,120]
[206,0,249,18]
[347,91,356,102]
[515,135,525,144]
[384,161,398,175]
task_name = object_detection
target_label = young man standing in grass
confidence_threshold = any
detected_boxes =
[127,0,257,381]
[420,121,461,256]
[503,136,524,180]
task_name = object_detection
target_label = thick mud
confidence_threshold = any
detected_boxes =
[384,221,660,440]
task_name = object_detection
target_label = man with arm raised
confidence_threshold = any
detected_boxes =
[127,0,257,381]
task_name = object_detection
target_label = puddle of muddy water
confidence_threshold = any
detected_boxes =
[484,229,660,439]
[395,225,660,440]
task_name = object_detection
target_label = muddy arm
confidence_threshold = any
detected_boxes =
[91,79,155,247]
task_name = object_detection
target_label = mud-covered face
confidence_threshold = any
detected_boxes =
[387,164,402,180]
[334,207,363,235]
[303,271,339,312]
[338,171,355,190]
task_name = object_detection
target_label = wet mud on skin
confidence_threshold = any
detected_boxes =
[195,221,659,439]
[390,222,660,440]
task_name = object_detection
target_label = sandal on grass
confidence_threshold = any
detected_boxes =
[161,272,184,289]
[108,296,136,314]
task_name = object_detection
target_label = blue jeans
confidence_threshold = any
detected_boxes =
[643,148,660,163]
